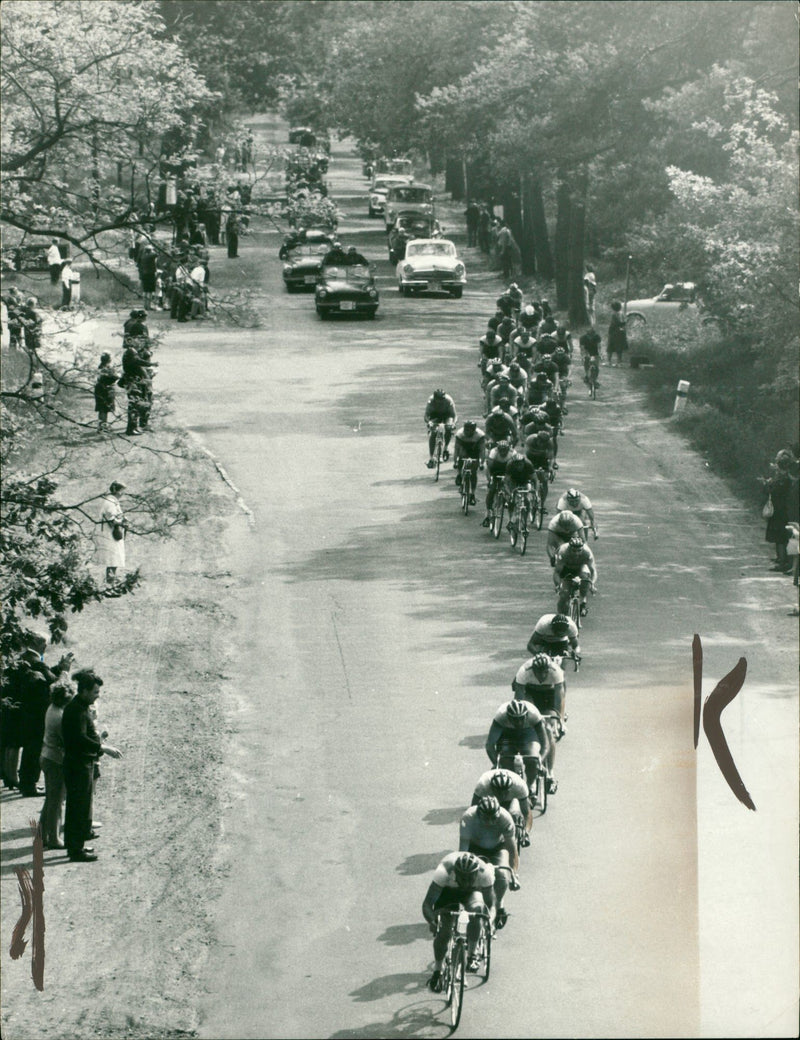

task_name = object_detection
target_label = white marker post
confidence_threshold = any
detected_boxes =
[674,380,690,413]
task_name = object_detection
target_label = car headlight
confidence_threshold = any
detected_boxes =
[402,264,414,277]
[370,196,380,205]
[283,265,292,274]
[368,288,378,298]
[454,263,465,277]
[317,288,327,298]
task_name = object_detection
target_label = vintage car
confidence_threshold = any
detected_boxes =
[625,282,698,326]
[387,212,442,264]
[1,241,51,272]
[315,251,379,319]
[396,238,466,298]
[288,126,317,147]
[282,234,337,292]
[384,183,433,232]
[368,175,413,218]
[278,226,335,260]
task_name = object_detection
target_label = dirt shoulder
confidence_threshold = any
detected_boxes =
[0,328,247,1038]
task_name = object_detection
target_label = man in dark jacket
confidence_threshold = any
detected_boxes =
[62,669,121,862]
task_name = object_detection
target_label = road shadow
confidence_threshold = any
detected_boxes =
[395,851,450,876]
[348,972,427,1003]
[458,734,486,749]
[329,999,447,1039]
[377,923,431,947]
[422,807,464,826]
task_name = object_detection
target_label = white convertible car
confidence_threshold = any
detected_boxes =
[396,238,466,299]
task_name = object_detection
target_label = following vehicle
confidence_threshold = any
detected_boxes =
[368,175,413,218]
[315,251,379,320]
[387,212,442,264]
[282,237,337,292]
[383,183,433,231]
[625,282,698,326]
[396,238,466,298]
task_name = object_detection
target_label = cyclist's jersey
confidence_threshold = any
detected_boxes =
[505,456,535,488]
[529,613,580,647]
[580,330,602,357]
[548,510,585,537]
[425,394,456,422]
[536,335,557,356]
[454,429,485,458]
[554,542,596,578]
[472,768,529,803]
[524,434,554,462]
[555,334,572,355]
[528,378,553,404]
[533,357,559,382]
[552,348,571,377]
[480,335,503,360]
[496,317,515,343]
[557,492,592,514]
[486,448,516,477]
[512,335,536,359]
[514,656,565,689]
[432,852,495,891]
[519,308,540,331]
[459,806,516,850]
[488,381,517,410]
[484,409,517,442]
[541,400,563,427]
[507,368,527,391]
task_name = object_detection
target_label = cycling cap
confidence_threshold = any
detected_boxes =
[476,795,501,820]
[506,699,529,722]
[551,614,571,633]
[556,324,568,334]
[452,852,481,881]
[489,772,513,794]
[524,305,535,315]
[464,420,477,434]
[496,440,511,452]
[530,653,551,675]
[509,362,520,372]
[568,535,584,549]
[536,431,550,443]
[566,488,581,502]
[433,388,445,397]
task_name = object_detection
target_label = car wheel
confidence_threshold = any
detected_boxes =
[626,312,646,328]
[317,308,329,320]
[368,206,375,218]
[450,287,463,299]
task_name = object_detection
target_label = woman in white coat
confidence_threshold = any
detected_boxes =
[99,481,126,583]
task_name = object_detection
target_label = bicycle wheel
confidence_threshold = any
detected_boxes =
[569,594,581,630]
[479,919,492,981]
[534,764,548,816]
[492,497,505,539]
[509,512,518,548]
[461,483,469,515]
[519,515,528,556]
[435,444,442,483]
[535,495,544,530]
[450,940,467,1030]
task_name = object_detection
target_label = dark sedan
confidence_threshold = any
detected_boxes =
[315,253,379,319]
[282,240,336,292]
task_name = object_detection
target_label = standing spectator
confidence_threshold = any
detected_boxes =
[17,638,72,798]
[93,353,117,431]
[760,453,794,573]
[60,258,74,309]
[61,669,121,863]
[607,300,628,366]
[138,245,158,311]
[214,143,226,166]
[219,195,231,246]
[465,199,480,247]
[477,205,492,254]
[21,296,42,353]
[98,481,126,581]
[5,287,24,350]
[584,266,597,327]
[47,239,63,285]
[226,211,240,259]
[39,673,74,848]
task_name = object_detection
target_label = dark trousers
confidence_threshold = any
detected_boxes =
[18,728,44,792]
[227,232,238,258]
[63,761,94,854]
[49,264,61,285]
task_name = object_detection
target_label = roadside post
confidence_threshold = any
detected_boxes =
[673,380,690,413]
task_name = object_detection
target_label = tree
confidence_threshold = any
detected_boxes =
[1,0,212,259]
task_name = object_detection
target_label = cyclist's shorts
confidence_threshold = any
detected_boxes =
[517,686,559,715]
[435,888,484,913]
[468,844,510,870]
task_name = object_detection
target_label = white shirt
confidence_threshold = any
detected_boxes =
[47,244,62,266]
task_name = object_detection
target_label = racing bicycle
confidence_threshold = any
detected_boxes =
[586,357,599,400]
[435,909,491,1031]
[497,749,549,817]
[487,476,506,539]
[429,422,446,482]
[508,485,534,555]
[459,458,480,516]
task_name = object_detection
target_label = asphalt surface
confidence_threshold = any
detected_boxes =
[157,116,798,1038]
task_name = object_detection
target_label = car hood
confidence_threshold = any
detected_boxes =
[402,254,459,271]
[319,275,374,292]
[285,256,326,270]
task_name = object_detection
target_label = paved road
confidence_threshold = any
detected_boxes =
[158,116,797,1038]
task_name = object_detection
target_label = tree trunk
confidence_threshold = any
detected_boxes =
[526,174,554,281]
[446,156,465,200]
[554,174,570,310]
[567,170,590,328]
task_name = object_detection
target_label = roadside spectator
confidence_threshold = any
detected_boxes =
[21,296,42,353]
[214,144,225,166]
[477,205,492,254]
[17,637,72,798]
[62,668,121,863]
[584,266,597,327]
[39,672,75,849]
[607,300,628,366]
[98,481,127,581]
[5,287,24,350]
[60,258,75,309]
[760,453,794,573]
[226,211,240,259]
[138,245,158,311]
[465,200,480,247]
[94,353,117,431]
[47,239,62,285]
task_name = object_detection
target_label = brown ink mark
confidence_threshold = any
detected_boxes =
[9,820,45,990]
[693,636,755,811]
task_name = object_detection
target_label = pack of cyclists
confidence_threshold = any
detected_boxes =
[420,282,604,994]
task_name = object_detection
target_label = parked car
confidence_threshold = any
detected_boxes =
[384,183,433,232]
[368,175,413,218]
[396,238,466,298]
[289,126,317,147]
[282,237,337,292]
[315,251,379,319]
[625,282,698,326]
[2,241,51,272]
[387,212,442,264]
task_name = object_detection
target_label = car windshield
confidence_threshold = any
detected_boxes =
[323,265,369,280]
[391,187,431,203]
[289,243,329,258]
[407,241,456,258]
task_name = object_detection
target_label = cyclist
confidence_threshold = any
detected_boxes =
[482,440,515,526]
[503,453,537,534]
[557,487,597,537]
[551,344,572,384]
[506,282,523,314]
[481,357,508,391]
[524,428,555,475]
[471,768,532,847]
[526,612,581,659]
[487,372,518,412]
[512,654,565,788]
[459,796,518,930]
[510,328,536,373]
[554,535,597,616]
[506,360,528,400]
[479,329,504,377]
[555,324,573,356]
[527,370,554,406]
[484,403,518,448]
[422,852,495,990]
[485,698,551,795]
[579,327,602,381]
[519,303,541,333]
[533,352,561,393]
[546,509,586,565]
[452,421,486,503]
[495,291,515,318]
[424,388,457,468]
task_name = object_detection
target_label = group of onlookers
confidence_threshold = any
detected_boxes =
[92,310,156,436]
[1,634,121,862]
[760,447,800,611]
